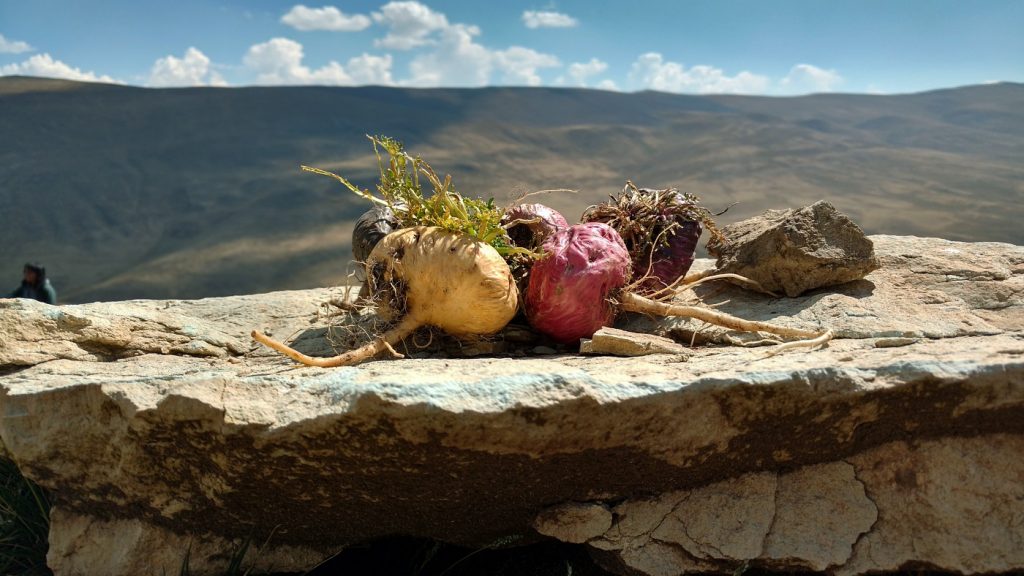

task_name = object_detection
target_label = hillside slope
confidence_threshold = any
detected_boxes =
[1,77,1021,302]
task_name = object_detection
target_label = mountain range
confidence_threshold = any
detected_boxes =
[1,76,1021,302]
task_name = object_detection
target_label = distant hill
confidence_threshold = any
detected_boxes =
[1,76,1022,302]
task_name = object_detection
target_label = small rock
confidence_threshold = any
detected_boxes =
[581,327,690,357]
[707,200,880,297]
[874,337,919,348]
[534,502,612,544]
[450,340,506,357]
[502,324,539,344]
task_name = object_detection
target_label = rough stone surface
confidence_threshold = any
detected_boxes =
[1,235,1023,576]
[589,436,1024,575]
[839,435,1024,576]
[588,462,877,574]
[707,200,880,297]
[764,462,878,569]
[0,300,247,365]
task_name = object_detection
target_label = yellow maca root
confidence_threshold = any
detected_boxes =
[252,227,519,367]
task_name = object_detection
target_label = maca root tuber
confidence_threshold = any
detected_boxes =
[525,223,832,353]
[502,203,568,250]
[255,135,528,368]
[525,222,632,343]
[253,226,519,367]
[582,181,724,295]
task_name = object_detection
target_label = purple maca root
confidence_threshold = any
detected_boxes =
[525,222,631,344]
[525,222,832,353]
[582,181,724,295]
[502,203,569,250]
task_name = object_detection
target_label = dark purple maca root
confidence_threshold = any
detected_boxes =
[502,203,569,250]
[502,203,571,299]
[642,218,701,293]
[352,205,399,263]
[351,205,400,298]
[582,181,723,294]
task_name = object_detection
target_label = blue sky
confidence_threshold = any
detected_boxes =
[1,0,1022,94]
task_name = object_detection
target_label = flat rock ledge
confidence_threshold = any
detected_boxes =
[1,235,1022,576]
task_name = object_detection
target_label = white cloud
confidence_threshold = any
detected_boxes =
[281,5,372,32]
[243,37,392,86]
[0,33,34,54]
[347,53,394,85]
[780,64,843,94]
[566,58,607,87]
[406,23,491,86]
[597,79,618,91]
[372,1,449,50]
[244,37,350,84]
[494,46,559,86]
[148,47,227,87]
[628,52,769,94]
[0,53,118,83]
[380,3,561,87]
[522,10,578,29]
[403,23,560,87]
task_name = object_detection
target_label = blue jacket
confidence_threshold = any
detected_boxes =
[10,279,57,304]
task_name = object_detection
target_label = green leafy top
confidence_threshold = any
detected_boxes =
[303,135,531,257]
